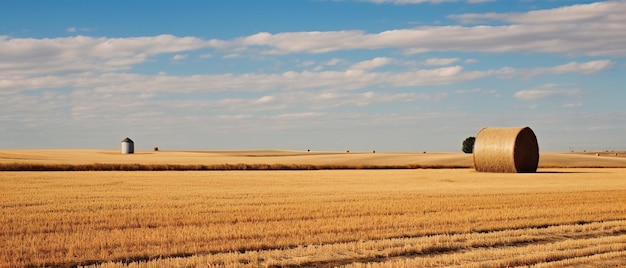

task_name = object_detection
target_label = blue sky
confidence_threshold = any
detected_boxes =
[1,0,624,152]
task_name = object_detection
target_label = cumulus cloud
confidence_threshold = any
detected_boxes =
[514,84,581,100]
[0,35,214,76]
[324,58,344,66]
[172,54,188,60]
[230,19,625,57]
[254,95,275,104]
[298,90,449,109]
[271,112,323,120]
[349,57,394,70]
[223,1,626,57]
[562,103,583,108]
[1,2,624,79]
[424,57,459,66]
[66,27,92,33]
[456,88,496,94]
[218,114,253,120]
[550,60,614,74]
[0,60,608,96]
[450,1,623,25]
[490,60,614,78]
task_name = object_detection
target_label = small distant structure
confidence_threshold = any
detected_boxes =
[153,146,159,152]
[121,137,134,154]
[473,126,539,173]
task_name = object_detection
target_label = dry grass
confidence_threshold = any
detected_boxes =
[2,168,625,267]
[0,163,466,171]
[0,150,474,167]
[1,149,626,170]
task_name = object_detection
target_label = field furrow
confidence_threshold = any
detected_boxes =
[88,220,626,267]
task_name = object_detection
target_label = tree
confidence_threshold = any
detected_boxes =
[462,136,475,154]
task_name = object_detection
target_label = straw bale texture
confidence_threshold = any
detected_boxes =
[473,127,539,173]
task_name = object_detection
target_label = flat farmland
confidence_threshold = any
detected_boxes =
[2,149,626,170]
[1,151,626,267]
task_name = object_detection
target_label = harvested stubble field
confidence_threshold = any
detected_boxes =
[1,149,626,170]
[1,150,626,267]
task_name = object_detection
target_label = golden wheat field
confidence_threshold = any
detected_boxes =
[1,150,626,267]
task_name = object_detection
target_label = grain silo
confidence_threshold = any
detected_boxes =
[121,137,134,154]
[473,127,539,173]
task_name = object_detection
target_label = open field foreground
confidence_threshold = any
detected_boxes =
[1,169,625,267]
[1,150,626,170]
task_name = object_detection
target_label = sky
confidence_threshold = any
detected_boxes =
[1,0,625,152]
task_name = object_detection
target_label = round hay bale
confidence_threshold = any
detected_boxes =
[473,127,539,173]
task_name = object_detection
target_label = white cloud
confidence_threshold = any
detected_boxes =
[349,57,393,70]
[1,2,624,79]
[222,1,626,57]
[271,112,323,120]
[218,114,253,120]
[254,95,275,104]
[562,103,583,108]
[424,57,459,66]
[231,20,623,57]
[0,35,213,76]
[514,84,581,100]
[550,60,614,74]
[306,91,448,109]
[237,31,366,54]
[491,60,614,78]
[66,27,92,33]
[451,1,623,25]
[0,60,607,96]
[456,88,496,94]
[172,54,188,60]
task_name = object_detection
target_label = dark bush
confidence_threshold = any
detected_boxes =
[462,136,476,154]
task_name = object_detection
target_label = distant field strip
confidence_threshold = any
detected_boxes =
[2,150,626,171]
[1,169,625,267]
[0,162,469,171]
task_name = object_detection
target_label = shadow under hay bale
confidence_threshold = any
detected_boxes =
[473,126,539,173]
